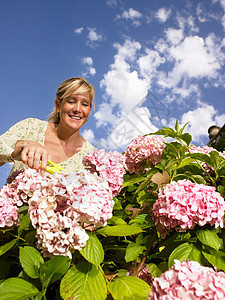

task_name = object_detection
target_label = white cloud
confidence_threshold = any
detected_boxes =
[94,102,117,128]
[81,129,95,143]
[171,82,200,99]
[157,34,225,91]
[74,27,84,34]
[87,27,102,42]
[176,13,199,33]
[138,48,165,79]
[219,0,225,10]
[100,39,150,111]
[155,7,171,23]
[196,3,208,23]
[89,67,96,76]
[86,27,103,48]
[81,57,93,65]
[117,8,142,26]
[81,56,96,77]
[165,28,184,45]
[106,0,117,8]
[180,104,224,144]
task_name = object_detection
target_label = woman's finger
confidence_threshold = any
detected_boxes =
[33,152,42,171]
[27,150,35,168]
[20,148,29,165]
[39,151,49,171]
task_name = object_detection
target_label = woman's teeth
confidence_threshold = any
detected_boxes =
[70,116,82,120]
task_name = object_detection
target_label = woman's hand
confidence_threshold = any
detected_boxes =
[11,140,50,171]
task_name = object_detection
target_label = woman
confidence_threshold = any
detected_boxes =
[0,77,96,176]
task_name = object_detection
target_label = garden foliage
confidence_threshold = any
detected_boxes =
[0,121,225,299]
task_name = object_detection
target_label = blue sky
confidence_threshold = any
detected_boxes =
[0,0,225,187]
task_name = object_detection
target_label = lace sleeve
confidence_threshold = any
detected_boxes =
[0,119,30,166]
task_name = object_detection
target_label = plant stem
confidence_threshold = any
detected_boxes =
[134,229,157,277]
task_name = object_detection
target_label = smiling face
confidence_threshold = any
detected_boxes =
[56,92,91,133]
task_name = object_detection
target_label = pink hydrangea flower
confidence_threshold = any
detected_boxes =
[0,195,19,228]
[29,192,89,258]
[125,135,166,174]
[0,168,49,229]
[189,146,225,174]
[28,170,114,257]
[150,260,225,299]
[1,168,50,206]
[152,179,225,238]
[83,149,126,196]
[50,170,114,226]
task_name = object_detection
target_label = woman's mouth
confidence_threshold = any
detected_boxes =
[69,115,82,120]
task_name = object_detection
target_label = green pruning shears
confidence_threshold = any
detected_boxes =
[40,160,65,175]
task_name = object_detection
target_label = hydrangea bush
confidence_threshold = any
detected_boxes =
[0,121,225,300]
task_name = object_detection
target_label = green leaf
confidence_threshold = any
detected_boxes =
[41,255,71,288]
[122,176,146,188]
[60,262,107,300]
[218,185,225,196]
[108,216,127,225]
[18,206,29,213]
[108,276,150,300]
[0,239,17,256]
[80,232,104,266]
[147,263,162,277]
[178,122,189,135]
[175,119,179,132]
[97,225,142,237]
[129,214,154,229]
[202,247,225,271]
[180,133,192,145]
[168,242,204,268]
[24,230,36,244]
[113,197,123,210]
[153,127,176,138]
[189,174,206,184]
[190,153,214,168]
[18,213,31,236]
[162,143,179,159]
[196,230,221,251]
[209,150,222,168]
[176,157,196,169]
[125,243,146,262]
[0,278,40,299]
[19,246,44,279]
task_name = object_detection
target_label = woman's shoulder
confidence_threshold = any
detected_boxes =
[12,118,48,139]
[13,118,47,128]
[83,140,96,153]
[25,118,47,126]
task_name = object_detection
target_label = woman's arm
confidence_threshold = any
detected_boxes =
[0,119,49,171]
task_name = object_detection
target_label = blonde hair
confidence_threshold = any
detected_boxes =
[48,77,95,124]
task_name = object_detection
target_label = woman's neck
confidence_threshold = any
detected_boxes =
[51,123,84,147]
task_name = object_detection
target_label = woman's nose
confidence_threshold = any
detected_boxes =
[73,102,81,112]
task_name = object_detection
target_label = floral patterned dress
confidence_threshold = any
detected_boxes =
[0,118,95,176]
